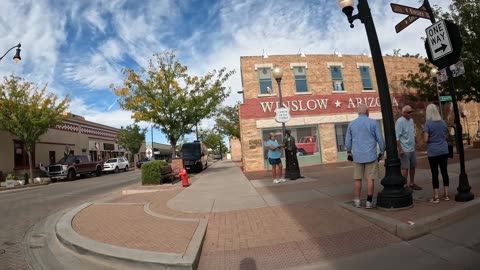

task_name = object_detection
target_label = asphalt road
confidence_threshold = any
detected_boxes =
[0,170,140,270]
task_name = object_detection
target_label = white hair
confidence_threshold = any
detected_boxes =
[425,104,442,121]
[402,105,412,113]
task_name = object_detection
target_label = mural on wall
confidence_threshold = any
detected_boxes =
[261,127,319,159]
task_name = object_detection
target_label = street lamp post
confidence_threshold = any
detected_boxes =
[272,65,286,137]
[0,43,22,63]
[337,0,412,209]
[430,68,443,118]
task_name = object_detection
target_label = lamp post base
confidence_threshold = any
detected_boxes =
[455,173,474,202]
[377,170,413,210]
[377,189,413,210]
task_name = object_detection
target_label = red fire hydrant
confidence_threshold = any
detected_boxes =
[178,168,190,187]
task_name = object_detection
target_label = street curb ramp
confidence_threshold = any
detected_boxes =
[56,203,207,270]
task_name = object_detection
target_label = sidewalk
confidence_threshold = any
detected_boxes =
[55,148,480,270]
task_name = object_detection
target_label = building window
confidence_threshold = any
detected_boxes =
[258,67,273,94]
[335,123,349,152]
[359,66,373,90]
[13,140,34,169]
[293,66,308,93]
[330,65,344,91]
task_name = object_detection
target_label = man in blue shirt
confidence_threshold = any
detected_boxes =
[396,105,422,191]
[346,104,385,209]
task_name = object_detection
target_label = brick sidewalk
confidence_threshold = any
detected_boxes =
[69,148,480,270]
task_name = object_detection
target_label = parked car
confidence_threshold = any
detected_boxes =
[136,157,152,168]
[103,157,129,173]
[212,154,222,160]
[47,155,103,181]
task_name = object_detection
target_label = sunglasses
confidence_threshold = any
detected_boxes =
[404,111,413,114]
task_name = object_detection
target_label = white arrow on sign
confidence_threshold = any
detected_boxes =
[425,20,453,61]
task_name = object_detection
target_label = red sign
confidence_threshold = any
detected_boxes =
[239,93,399,120]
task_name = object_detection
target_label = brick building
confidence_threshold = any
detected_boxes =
[238,54,480,172]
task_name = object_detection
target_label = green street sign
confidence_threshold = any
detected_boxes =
[439,95,452,102]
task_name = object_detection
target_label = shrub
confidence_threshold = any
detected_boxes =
[141,160,168,185]
[6,174,15,180]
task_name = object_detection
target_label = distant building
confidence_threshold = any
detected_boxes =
[0,113,129,177]
[238,54,480,172]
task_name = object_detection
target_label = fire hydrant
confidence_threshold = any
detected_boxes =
[178,168,190,187]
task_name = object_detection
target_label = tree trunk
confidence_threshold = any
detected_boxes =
[27,150,33,185]
[133,153,138,171]
[171,143,177,158]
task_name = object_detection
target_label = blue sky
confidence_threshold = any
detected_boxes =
[0,0,450,145]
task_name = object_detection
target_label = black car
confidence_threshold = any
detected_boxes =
[136,157,152,168]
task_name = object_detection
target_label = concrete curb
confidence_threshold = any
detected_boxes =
[56,202,207,270]
[339,198,480,240]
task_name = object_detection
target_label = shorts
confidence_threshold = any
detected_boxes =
[400,151,417,169]
[353,160,379,180]
[268,158,282,165]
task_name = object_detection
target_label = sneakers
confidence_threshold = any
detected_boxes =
[365,201,376,209]
[279,178,287,183]
[409,184,422,190]
[429,197,440,204]
[353,199,361,208]
[273,179,281,184]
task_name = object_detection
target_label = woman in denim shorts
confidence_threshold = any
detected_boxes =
[266,132,285,184]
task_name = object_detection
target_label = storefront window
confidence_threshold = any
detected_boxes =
[261,126,320,158]
[335,123,349,152]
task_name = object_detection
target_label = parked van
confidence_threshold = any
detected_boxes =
[181,141,208,172]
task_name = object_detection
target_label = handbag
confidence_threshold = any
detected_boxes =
[448,144,454,159]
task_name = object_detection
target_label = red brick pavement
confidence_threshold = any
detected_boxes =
[71,150,480,269]
[198,200,401,270]
[72,203,198,253]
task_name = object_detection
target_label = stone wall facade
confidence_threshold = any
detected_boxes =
[238,54,480,172]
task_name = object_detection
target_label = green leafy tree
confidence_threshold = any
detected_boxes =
[402,1,480,102]
[200,129,226,155]
[116,123,147,167]
[215,103,240,139]
[113,50,235,157]
[0,75,70,180]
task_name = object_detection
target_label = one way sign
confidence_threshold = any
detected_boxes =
[425,20,452,61]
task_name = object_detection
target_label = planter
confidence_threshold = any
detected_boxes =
[16,180,25,186]
[6,180,15,188]
[0,182,5,187]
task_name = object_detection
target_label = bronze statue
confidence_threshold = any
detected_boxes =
[283,129,302,180]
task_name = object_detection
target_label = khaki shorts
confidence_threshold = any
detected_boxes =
[353,160,379,180]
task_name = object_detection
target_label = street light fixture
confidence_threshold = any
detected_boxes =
[272,65,286,137]
[0,43,22,63]
[337,0,413,209]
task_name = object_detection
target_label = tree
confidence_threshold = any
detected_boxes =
[215,103,240,139]
[402,1,480,102]
[0,75,70,181]
[113,50,235,157]
[116,123,147,167]
[200,128,226,155]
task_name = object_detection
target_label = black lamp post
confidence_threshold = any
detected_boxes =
[337,0,412,209]
[0,43,22,63]
[430,68,443,118]
[272,65,286,137]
